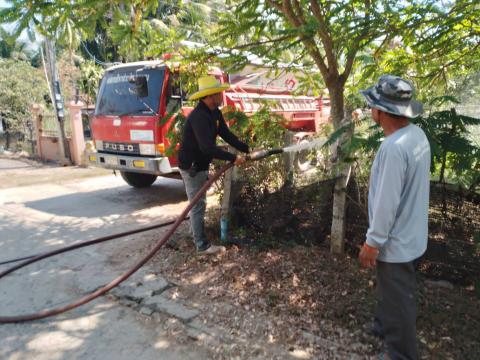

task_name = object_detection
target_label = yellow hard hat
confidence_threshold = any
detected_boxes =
[189,75,230,100]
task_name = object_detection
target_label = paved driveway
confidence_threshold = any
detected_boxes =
[0,157,211,360]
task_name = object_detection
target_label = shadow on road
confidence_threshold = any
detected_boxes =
[23,180,187,218]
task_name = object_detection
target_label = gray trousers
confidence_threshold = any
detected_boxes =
[179,169,209,251]
[375,260,418,360]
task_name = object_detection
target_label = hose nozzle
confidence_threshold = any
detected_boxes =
[246,148,284,161]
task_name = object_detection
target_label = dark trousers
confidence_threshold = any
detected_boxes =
[375,260,418,360]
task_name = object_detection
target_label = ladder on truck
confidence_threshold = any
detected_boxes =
[225,90,330,133]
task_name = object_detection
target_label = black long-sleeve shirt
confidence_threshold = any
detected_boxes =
[178,101,249,171]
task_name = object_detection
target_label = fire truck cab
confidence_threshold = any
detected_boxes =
[86,61,329,187]
[86,61,182,187]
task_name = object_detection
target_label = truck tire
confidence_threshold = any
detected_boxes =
[120,171,157,188]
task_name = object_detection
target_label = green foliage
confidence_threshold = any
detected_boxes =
[0,58,49,149]
[108,5,157,61]
[76,60,104,106]
[320,117,381,189]
[163,54,211,100]
[163,110,186,157]
[0,0,222,63]
[218,105,292,247]
[332,98,480,193]
[414,97,480,192]
[0,27,32,61]
[351,1,480,102]
[226,105,286,151]
[224,105,287,193]
[0,0,102,48]
[218,1,480,129]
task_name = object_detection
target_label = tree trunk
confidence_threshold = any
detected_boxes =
[328,84,352,255]
[329,84,345,130]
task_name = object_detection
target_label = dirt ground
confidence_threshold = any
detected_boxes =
[110,218,478,360]
[131,177,479,359]
[4,154,478,359]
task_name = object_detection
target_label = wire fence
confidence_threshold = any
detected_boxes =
[456,104,480,118]
[455,104,480,145]
[40,112,72,138]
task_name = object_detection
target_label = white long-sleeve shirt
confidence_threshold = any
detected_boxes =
[366,124,431,263]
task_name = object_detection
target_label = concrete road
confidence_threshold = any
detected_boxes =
[0,157,210,360]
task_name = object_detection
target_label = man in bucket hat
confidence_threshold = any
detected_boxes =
[178,75,249,255]
[359,75,431,360]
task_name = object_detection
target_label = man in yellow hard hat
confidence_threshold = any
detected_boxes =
[178,75,249,255]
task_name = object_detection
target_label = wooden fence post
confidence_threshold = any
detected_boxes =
[283,130,295,186]
[221,147,240,242]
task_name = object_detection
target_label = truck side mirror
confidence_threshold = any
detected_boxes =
[128,76,149,98]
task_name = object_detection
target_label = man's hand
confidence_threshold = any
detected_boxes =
[234,155,246,166]
[359,242,379,269]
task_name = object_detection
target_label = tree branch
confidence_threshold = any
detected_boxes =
[292,0,306,24]
[281,0,303,27]
[414,41,480,80]
[232,34,298,50]
[266,0,329,80]
[341,0,374,83]
[309,0,337,77]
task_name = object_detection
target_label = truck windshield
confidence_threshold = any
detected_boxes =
[95,66,165,116]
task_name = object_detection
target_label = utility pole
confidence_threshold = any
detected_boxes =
[44,38,70,165]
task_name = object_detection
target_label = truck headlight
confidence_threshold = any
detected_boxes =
[139,143,155,155]
[95,140,104,151]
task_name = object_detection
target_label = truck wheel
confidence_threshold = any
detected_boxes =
[120,171,157,188]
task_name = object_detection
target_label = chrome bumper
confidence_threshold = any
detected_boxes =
[85,151,177,175]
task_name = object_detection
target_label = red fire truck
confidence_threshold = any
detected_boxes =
[86,61,330,187]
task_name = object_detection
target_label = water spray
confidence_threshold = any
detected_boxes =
[246,139,326,160]
[246,137,326,160]
[283,137,326,153]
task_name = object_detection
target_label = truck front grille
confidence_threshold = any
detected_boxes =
[101,141,140,155]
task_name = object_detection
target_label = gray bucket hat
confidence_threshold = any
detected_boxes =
[360,75,423,119]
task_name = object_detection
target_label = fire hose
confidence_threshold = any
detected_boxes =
[0,218,186,267]
[0,148,283,323]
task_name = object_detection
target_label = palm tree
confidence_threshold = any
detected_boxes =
[0,27,32,61]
